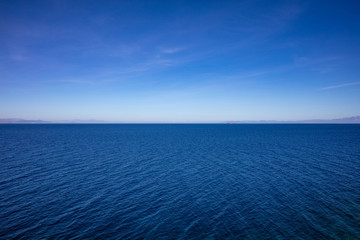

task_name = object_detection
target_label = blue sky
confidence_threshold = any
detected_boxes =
[1,0,360,122]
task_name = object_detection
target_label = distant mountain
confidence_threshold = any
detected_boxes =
[227,115,360,124]
[0,118,110,124]
[0,118,115,124]
[0,118,50,124]
[1,116,360,124]
[300,116,360,123]
[331,115,360,123]
[66,119,109,123]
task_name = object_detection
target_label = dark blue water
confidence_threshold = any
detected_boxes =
[0,124,359,239]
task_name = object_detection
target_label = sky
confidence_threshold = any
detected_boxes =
[1,0,360,122]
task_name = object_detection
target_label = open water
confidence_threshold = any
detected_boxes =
[0,124,359,239]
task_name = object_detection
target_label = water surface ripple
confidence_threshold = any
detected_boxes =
[0,124,359,239]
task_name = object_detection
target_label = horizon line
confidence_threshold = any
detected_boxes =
[1,115,360,124]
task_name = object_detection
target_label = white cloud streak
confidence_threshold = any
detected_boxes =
[321,81,360,90]
[160,47,186,54]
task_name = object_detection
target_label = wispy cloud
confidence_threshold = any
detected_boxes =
[321,81,360,90]
[72,57,177,84]
[160,47,186,54]
[10,54,27,61]
[294,55,343,66]
[44,78,98,85]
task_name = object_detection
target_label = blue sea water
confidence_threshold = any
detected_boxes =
[0,124,359,239]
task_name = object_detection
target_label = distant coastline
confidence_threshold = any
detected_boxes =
[1,116,360,124]
[226,115,360,124]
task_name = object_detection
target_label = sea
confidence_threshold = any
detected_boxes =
[0,124,359,239]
